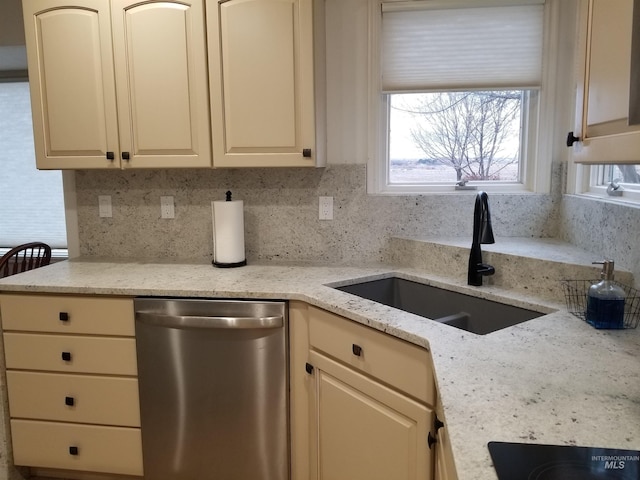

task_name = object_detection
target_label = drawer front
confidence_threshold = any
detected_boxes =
[0,294,134,336]
[4,333,137,375]
[7,371,140,427]
[11,419,143,476]
[308,306,435,405]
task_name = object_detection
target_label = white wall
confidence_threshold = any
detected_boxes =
[325,0,370,165]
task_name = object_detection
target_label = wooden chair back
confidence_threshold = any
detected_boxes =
[0,242,52,278]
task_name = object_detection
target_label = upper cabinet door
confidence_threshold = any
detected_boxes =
[573,0,640,164]
[207,0,320,167]
[111,0,211,168]
[22,0,120,169]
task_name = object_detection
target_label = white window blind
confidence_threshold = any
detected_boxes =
[381,1,545,92]
[0,81,67,249]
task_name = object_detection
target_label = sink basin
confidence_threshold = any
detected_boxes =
[335,277,545,335]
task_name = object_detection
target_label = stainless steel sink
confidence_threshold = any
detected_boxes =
[335,277,545,335]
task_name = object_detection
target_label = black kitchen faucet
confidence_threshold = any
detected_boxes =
[468,191,496,286]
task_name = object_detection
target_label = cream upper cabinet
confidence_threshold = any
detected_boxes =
[111,0,211,168]
[22,0,119,169]
[22,0,211,169]
[207,0,324,167]
[572,0,640,164]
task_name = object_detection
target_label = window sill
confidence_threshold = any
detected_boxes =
[370,184,546,195]
[573,191,640,209]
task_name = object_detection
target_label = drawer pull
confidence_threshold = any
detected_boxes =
[428,432,437,449]
[61,352,72,362]
[65,396,75,407]
[434,415,444,432]
[69,446,79,456]
[352,344,363,357]
[59,312,69,322]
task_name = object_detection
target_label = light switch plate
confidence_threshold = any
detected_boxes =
[161,196,175,219]
[98,195,112,218]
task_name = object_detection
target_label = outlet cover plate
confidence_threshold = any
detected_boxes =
[319,196,333,220]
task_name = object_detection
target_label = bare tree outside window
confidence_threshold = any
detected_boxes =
[389,91,524,184]
[613,165,640,183]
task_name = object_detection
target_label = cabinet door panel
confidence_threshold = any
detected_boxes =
[221,0,296,148]
[112,0,211,167]
[310,352,433,480]
[22,0,119,169]
[208,0,316,167]
[573,0,640,164]
[586,0,634,134]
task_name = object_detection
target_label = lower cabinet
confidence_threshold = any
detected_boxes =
[0,293,456,480]
[309,351,434,480]
[0,293,142,477]
[290,301,447,480]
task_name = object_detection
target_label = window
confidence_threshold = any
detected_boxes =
[581,164,640,203]
[0,81,67,254]
[389,91,529,184]
[368,0,557,194]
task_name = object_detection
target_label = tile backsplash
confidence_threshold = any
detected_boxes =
[75,164,560,263]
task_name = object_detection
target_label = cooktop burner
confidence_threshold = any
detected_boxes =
[488,442,640,480]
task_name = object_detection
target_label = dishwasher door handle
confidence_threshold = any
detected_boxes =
[135,312,283,329]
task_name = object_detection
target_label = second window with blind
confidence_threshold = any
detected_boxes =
[368,0,558,194]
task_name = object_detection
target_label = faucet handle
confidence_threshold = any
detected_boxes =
[476,263,495,276]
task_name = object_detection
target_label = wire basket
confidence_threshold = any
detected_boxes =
[561,280,640,329]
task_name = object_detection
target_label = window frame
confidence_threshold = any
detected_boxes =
[571,162,640,204]
[366,0,561,195]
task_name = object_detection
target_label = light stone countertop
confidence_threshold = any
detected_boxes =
[1,258,639,480]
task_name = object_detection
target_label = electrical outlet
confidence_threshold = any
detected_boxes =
[319,196,333,220]
[161,196,175,219]
[98,195,112,218]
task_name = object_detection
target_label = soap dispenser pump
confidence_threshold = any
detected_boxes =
[586,260,626,329]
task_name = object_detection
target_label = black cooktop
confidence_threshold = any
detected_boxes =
[488,442,640,479]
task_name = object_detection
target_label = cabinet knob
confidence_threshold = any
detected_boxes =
[106,151,115,160]
[65,396,75,407]
[305,362,314,374]
[428,432,437,449]
[566,131,580,147]
[61,352,72,362]
[69,446,79,456]
[122,152,130,160]
[434,415,444,432]
[59,312,69,322]
[302,148,312,158]
[352,344,363,357]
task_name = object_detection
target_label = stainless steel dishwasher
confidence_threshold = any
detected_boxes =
[134,297,288,480]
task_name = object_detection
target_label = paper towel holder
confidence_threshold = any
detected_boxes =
[212,259,247,268]
[212,190,247,268]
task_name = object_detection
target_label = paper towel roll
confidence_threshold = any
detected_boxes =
[212,199,246,267]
